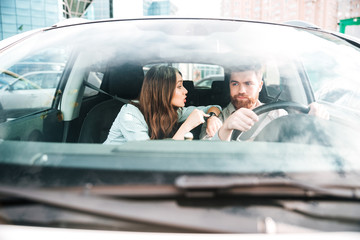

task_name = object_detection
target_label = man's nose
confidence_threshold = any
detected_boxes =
[238,84,246,93]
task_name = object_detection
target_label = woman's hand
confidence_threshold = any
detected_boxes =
[173,109,208,140]
[182,108,208,131]
[206,116,222,137]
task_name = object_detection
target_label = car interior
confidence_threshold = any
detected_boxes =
[0,53,312,144]
[72,62,279,143]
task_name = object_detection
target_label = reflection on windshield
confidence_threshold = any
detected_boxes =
[299,31,360,113]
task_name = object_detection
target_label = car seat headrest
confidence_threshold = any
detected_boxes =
[211,81,225,94]
[107,63,144,100]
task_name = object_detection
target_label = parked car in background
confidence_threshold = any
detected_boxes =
[0,17,360,239]
[0,69,62,120]
[194,74,224,89]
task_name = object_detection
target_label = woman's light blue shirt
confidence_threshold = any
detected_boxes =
[103,104,220,144]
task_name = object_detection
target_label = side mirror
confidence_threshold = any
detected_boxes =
[6,85,14,91]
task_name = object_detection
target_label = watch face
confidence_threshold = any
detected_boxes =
[205,112,216,121]
[209,112,217,117]
[205,112,217,121]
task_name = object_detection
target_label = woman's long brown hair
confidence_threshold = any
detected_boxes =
[138,65,181,139]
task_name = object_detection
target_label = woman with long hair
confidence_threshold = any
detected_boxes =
[104,65,222,144]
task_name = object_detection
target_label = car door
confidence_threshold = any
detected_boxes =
[0,31,70,141]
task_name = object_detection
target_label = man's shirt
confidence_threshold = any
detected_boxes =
[200,102,287,141]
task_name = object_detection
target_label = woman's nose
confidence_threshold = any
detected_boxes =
[184,87,188,94]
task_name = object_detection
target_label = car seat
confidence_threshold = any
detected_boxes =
[78,63,144,143]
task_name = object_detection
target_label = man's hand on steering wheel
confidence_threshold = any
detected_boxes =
[218,108,259,141]
[228,101,311,141]
[218,101,329,141]
[308,102,330,120]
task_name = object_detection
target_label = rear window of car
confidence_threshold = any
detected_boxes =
[144,63,225,89]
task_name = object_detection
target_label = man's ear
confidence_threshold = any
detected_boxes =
[259,80,264,92]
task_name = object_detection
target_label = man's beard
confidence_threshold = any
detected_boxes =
[231,93,258,110]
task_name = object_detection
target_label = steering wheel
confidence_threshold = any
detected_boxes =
[230,101,310,141]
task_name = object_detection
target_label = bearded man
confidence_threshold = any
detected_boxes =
[200,64,329,141]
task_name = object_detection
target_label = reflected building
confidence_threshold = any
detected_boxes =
[83,0,111,20]
[112,0,177,18]
[338,0,360,19]
[0,0,178,41]
[221,0,338,31]
[0,0,102,41]
[338,0,360,37]
[143,0,177,16]
[0,0,62,40]
[63,0,93,18]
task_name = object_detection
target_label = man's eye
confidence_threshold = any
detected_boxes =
[231,82,239,86]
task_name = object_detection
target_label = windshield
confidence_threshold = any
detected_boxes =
[0,19,360,234]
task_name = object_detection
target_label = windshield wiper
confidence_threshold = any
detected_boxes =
[175,176,360,200]
[1,182,360,232]
[0,184,267,233]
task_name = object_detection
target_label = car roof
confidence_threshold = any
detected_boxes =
[45,16,326,32]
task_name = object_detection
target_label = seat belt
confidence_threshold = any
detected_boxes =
[84,80,130,104]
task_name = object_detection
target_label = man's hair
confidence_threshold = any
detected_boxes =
[230,62,263,75]
[226,62,264,83]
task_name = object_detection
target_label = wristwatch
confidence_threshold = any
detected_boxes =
[205,112,217,121]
